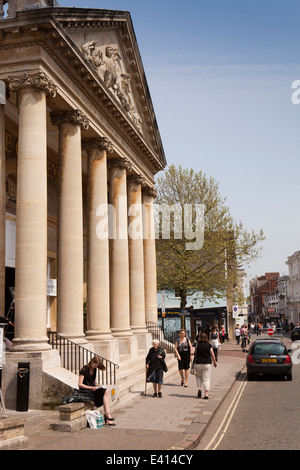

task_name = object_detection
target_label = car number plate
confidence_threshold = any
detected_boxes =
[261,358,277,363]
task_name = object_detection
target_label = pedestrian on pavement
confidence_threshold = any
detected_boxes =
[235,325,241,345]
[192,332,217,400]
[209,326,220,362]
[240,325,247,349]
[174,329,193,386]
[219,325,225,343]
[146,339,166,398]
[78,356,116,426]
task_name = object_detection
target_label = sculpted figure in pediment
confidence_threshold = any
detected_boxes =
[81,40,142,131]
[81,40,104,70]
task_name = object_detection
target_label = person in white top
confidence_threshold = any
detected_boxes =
[235,325,240,345]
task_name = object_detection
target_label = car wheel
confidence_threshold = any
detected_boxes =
[286,372,292,381]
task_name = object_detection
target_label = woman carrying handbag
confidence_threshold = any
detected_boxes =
[191,333,217,399]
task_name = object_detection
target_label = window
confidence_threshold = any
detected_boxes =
[252,342,286,355]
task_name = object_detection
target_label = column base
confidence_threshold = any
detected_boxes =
[56,334,87,345]
[10,337,51,352]
[111,328,133,338]
[130,326,148,334]
[85,330,113,341]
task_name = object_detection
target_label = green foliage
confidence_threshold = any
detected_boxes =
[155,165,265,308]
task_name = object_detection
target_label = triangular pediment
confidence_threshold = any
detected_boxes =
[0,6,166,170]
[53,8,166,168]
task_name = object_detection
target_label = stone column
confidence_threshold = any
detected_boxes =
[8,73,56,351]
[109,158,132,337]
[127,175,147,333]
[50,110,89,342]
[142,187,158,324]
[0,103,5,319]
[83,137,113,340]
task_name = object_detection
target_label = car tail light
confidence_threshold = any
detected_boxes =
[247,355,255,363]
[284,355,291,364]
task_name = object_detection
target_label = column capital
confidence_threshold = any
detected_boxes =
[143,186,157,198]
[8,72,57,97]
[109,157,133,173]
[50,109,90,130]
[127,174,147,186]
[82,136,114,154]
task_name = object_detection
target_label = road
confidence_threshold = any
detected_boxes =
[196,341,300,450]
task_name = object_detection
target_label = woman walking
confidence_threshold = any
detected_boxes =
[146,339,166,398]
[78,356,116,426]
[209,326,220,362]
[192,333,217,399]
[175,329,193,386]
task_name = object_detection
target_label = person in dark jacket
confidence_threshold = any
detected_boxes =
[146,339,166,398]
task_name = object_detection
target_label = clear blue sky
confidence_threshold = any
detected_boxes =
[60,0,300,286]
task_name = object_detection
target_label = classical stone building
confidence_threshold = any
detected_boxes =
[0,0,166,408]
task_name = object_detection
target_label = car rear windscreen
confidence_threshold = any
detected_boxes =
[252,343,286,355]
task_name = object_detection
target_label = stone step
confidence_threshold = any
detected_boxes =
[111,354,179,411]
[117,354,178,398]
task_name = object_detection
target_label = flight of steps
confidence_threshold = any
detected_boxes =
[111,351,178,411]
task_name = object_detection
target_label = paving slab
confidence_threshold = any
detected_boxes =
[1,340,247,451]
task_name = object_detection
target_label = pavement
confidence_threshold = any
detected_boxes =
[1,339,253,452]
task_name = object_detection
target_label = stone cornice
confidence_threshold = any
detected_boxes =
[7,72,57,97]
[50,109,90,130]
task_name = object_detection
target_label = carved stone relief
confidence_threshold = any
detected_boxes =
[81,40,142,131]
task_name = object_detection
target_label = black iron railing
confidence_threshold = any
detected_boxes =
[146,321,176,353]
[48,332,119,386]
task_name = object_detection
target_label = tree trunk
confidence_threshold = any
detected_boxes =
[180,290,187,330]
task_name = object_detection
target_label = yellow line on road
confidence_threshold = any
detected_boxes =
[204,377,247,450]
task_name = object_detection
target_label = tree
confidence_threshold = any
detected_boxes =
[155,165,265,311]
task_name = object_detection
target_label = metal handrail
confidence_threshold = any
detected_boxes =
[146,321,175,353]
[48,332,119,386]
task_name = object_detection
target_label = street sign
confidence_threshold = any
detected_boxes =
[267,328,274,336]
[232,305,248,319]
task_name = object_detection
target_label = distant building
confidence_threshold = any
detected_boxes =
[264,289,279,319]
[249,273,279,320]
[286,251,300,324]
[278,275,290,319]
